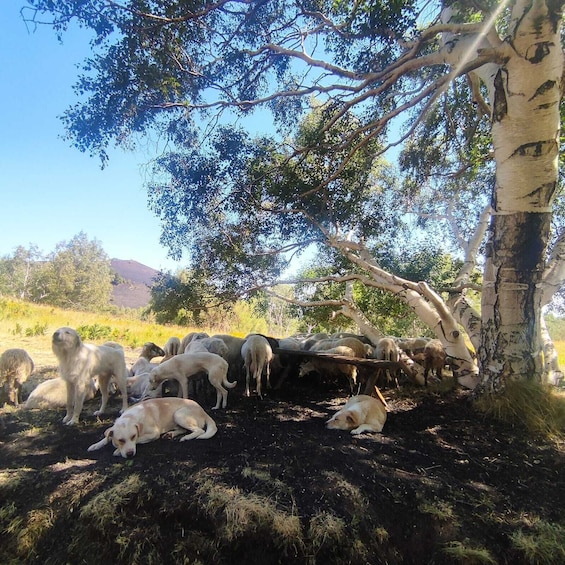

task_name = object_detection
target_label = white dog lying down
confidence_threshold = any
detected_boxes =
[52,327,129,425]
[148,352,236,409]
[87,397,217,458]
[24,377,98,409]
[326,395,387,435]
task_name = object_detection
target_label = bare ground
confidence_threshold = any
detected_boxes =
[1,365,564,564]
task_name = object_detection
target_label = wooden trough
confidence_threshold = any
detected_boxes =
[272,347,412,406]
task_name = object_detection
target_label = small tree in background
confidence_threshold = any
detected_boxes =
[40,232,112,311]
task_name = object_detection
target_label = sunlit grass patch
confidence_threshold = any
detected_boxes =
[418,498,456,522]
[79,474,148,531]
[442,540,497,564]
[0,468,35,491]
[474,379,565,437]
[196,478,303,554]
[308,511,347,550]
[16,507,56,559]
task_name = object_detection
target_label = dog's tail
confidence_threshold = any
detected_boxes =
[199,414,218,439]
[223,376,237,389]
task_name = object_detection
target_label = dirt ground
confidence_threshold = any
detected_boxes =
[1,361,564,564]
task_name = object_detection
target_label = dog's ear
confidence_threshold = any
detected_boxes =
[104,427,114,440]
[135,423,143,438]
[345,412,359,427]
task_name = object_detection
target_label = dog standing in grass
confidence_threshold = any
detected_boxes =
[52,327,129,425]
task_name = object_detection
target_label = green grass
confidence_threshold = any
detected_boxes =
[0,296,207,358]
[510,519,565,563]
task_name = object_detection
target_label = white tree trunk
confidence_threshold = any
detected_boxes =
[477,0,564,391]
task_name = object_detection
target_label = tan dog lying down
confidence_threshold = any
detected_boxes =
[326,395,387,435]
[148,352,236,409]
[87,397,217,458]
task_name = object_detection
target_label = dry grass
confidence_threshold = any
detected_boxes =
[475,379,565,438]
[0,296,207,369]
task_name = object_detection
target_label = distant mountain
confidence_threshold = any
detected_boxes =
[110,259,161,309]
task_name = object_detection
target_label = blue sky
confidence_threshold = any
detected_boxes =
[0,3,185,271]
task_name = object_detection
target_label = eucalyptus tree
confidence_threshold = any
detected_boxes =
[24,0,565,393]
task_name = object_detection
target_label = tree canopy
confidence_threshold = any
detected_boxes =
[23,0,565,392]
[0,232,113,311]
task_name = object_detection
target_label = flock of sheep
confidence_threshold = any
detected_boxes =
[0,330,448,417]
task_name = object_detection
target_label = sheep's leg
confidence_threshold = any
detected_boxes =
[245,366,252,397]
[256,369,263,399]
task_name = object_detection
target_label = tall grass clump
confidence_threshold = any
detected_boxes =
[510,520,565,563]
[474,379,565,437]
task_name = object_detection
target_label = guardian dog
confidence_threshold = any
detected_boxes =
[24,376,98,409]
[52,327,129,425]
[148,352,236,409]
[87,397,217,458]
[326,394,387,434]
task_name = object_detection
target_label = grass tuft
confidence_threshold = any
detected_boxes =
[474,379,565,437]
[442,540,497,564]
[510,519,565,563]
[196,478,303,555]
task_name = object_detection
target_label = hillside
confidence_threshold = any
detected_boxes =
[110,259,161,309]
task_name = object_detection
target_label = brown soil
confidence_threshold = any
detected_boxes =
[1,367,564,564]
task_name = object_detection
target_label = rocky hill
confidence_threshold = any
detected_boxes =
[110,259,160,309]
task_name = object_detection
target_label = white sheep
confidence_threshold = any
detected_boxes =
[374,337,401,388]
[299,342,363,393]
[180,332,209,354]
[241,334,278,398]
[0,348,34,405]
[161,336,182,362]
[185,336,229,359]
[211,334,246,382]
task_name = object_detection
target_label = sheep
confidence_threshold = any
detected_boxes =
[301,333,330,351]
[422,339,447,386]
[373,337,401,388]
[241,334,279,398]
[307,337,367,358]
[299,338,367,393]
[331,332,373,345]
[396,337,429,360]
[130,342,166,377]
[185,336,229,359]
[211,334,246,382]
[161,336,182,362]
[0,348,34,405]
[180,332,209,354]
[271,336,303,389]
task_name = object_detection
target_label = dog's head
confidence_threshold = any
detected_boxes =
[106,420,143,458]
[326,408,360,431]
[52,327,82,359]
